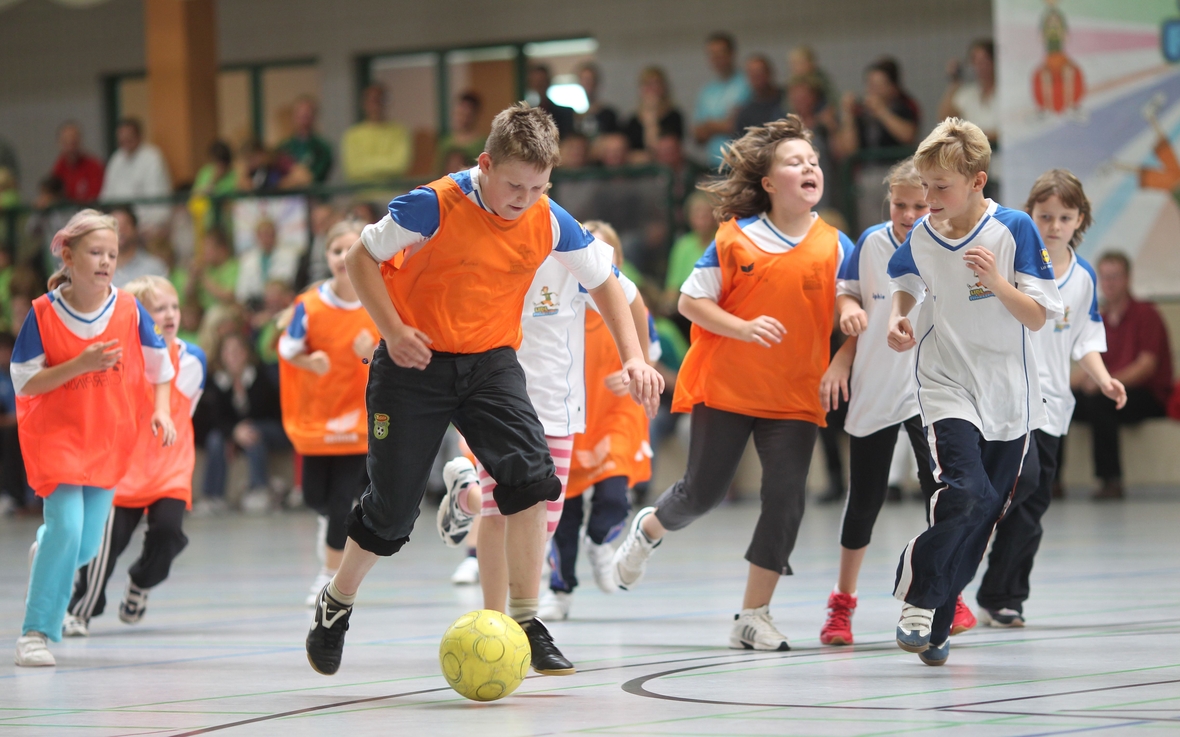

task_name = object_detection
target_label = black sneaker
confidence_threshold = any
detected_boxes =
[306,585,352,675]
[521,618,575,675]
[979,606,1025,628]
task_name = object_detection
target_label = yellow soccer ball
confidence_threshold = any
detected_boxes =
[439,610,531,702]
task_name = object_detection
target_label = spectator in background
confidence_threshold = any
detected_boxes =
[50,121,104,202]
[733,55,785,134]
[576,62,620,138]
[1072,252,1173,500]
[196,331,287,515]
[342,84,412,183]
[235,218,299,307]
[279,96,333,183]
[938,39,997,143]
[787,75,839,209]
[108,205,167,289]
[654,132,703,227]
[187,228,239,311]
[347,201,384,224]
[0,332,26,516]
[100,117,173,232]
[560,132,590,169]
[237,139,310,192]
[836,57,919,157]
[192,141,238,197]
[302,202,341,285]
[693,32,750,168]
[0,167,18,210]
[662,191,716,339]
[528,64,576,139]
[435,91,485,172]
[0,136,18,189]
[624,66,684,157]
[787,46,837,110]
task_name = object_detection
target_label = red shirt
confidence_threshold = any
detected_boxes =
[1102,298,1173,405]
[51,154,105,202]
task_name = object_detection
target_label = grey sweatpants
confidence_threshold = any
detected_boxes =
[654,403,817,575]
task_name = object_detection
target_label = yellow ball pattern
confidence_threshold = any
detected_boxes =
[439,610,531,702]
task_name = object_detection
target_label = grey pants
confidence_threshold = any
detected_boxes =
[654,404,818,575]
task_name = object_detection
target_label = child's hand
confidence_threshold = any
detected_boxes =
[151,410,177,447]
[887,314,916,352]
[603,370,630,397]
[388,324,432,370]
[352,329,377,360]
[820,359,851,412]
[739,315,786,348]
[1102,377,1128,409]
[620,358,665,419]
[306,350,331,375]
[839,304,869,336]
[76,340,122,372]
[963,246,1001,290]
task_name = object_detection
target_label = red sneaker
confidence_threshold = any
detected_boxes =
[819,591,857,645]
[951,594,977,635]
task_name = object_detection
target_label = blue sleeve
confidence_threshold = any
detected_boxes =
[188,343,208,389]
[647,313,658,344]
[549,200,595,253]
[995,207,1054,280]
[887,236,920,279]
[694,241,720,268]
[1077,256,1103,323]
[12,309,43,363]
[387,187,441,237]
[135,300,167,349]
[286,301,308,338]
[837,231,857,280]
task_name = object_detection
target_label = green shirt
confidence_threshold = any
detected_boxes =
[192,164,238,196]
[199,259,239,310]
[665,232,709,291]
[279,134,334,183]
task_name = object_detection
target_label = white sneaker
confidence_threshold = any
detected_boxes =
[15,632,55,667]
[241,488,271,514]
[730,605,790,651]
[538,590,572,621]
[191,498,228,517]
[119,581,149,624]
[612,507,660,590]
[315,515,328,564]
[584,538,617,594]
[896,603,935,653]
[62,614,89,638]
[450,554,480,585]
[305,570,335,607]
[437,457,478,547]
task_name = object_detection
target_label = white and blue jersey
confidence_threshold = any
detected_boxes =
[173,339,207,415]
[1033,248,1106,437]
[887,200,1064,442]
[837,221,922,437]
[360,165,612,291]
[11,286,175,396]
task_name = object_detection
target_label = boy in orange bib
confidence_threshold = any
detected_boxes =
[12,210,176,667]
[278,219,378,605]
[611,116,855,651]
[305,103,663,679]
[65,276,205,636]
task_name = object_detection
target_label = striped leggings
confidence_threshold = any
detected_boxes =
[478,434,572,539]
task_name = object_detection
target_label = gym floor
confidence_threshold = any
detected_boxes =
[2,492,1178,736]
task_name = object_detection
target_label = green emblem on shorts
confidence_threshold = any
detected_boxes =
[373,413,390,440]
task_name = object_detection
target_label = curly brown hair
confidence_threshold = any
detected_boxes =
[1024,168,1093,248]
[697,115,814,221]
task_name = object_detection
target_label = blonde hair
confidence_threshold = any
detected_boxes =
[48,208,119,290]
[485,102,561,169]
[637,66,674,114]
[884,157,923,190]
[699,115,814,221]
[583,220,624,267]
[913,117,991,178]
[1024,168,1093,247]
[123,275,177,308]
[324,218,366,250]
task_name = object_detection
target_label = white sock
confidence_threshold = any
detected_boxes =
[834,584,857,597]
[508,597,538,624]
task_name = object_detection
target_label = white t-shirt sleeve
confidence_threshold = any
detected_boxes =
[1071,272,1107,361]
[360,187,440,263]
[278,301,309,361]
[136,300,176,385]
[886,239,926,301]
[680,241,723,301]
[549,201,612,289]
[1002,209,1064,321]
[10,309,45,396]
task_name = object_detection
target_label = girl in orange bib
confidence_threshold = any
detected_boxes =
[279,220,378,605]
[12,210,177,667]
[63,276,205,637]
[610,117,855,651]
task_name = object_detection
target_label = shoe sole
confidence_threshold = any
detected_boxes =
[533,666,576,676]
[616,508,656,590]
[896,638,930,653]
[919,652,948,666]
[984,619,1024,628]
[306,651,339,676]
[729,639,790,651]
[821,635,852,646]
[950,623,974,636]
[14,658,55,667]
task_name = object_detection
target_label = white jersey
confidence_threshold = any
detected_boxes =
[888,200,1064,442]
[518,241,637,437]
[1032,249,1106,437]
[838,222,921,437]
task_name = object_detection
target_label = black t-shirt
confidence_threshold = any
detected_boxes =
[623,109,684,150]
[734,91,786,135]
[856,96,919,149]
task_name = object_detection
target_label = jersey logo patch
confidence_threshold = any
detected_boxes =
[1054,305,1072,332]
[372,412,390,440]
[968,281,996,301]
[532,286,560,317]
[802,264,826,291]
[740,263,755,273]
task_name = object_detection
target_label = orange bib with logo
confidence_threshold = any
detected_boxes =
[673,216,839,424]
[567,310,653,499]
[17,291,146,497]
[116,340,196,508]
[279,287,378,456]
[383,175,555,354]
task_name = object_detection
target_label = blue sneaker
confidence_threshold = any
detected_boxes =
[896,604,934,653]
[919,638,949,666]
